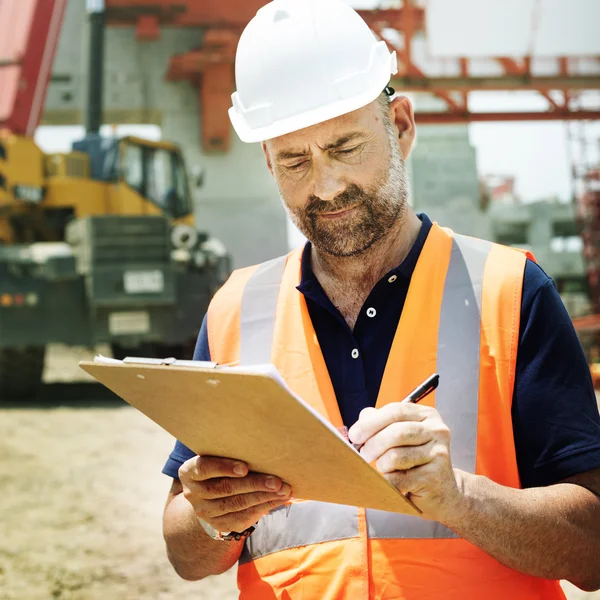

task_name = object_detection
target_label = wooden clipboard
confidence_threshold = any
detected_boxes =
[79,360,418,515]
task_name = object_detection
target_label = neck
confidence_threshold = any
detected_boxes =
[311,208,422,290]
[310,209,423,330]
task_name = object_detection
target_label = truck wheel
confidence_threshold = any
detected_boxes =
[0,346,46,399]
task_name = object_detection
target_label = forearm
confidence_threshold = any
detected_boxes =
[444,472,600,591]
[163,492,243,581]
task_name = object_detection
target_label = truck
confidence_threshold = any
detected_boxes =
[0,0,230,397]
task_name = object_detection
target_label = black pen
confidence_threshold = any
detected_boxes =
[351,373,440,451]
[401,373,440,404]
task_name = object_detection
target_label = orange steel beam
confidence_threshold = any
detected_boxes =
[373,28,464,114]
[405,66,464,112]
[372,3,462,114]
[105,0,261,29]
[166,30,238,80]
[135,14,160,41]
[391,75,600,91]
[201,62,234,152]
[105,0,424,32]
[496,57,560,110]
[572,313,600,334]
[403,0,415,77]
[459,58,469,109]
[417,110,600,124]
[559,57,570,108]
[165,29,237,152]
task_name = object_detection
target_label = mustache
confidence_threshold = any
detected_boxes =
[306,184,368,215]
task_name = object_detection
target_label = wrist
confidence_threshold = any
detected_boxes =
[438,469,477,530]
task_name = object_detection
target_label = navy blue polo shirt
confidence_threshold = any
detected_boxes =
[163,214,600,489]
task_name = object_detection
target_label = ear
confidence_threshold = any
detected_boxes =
[389,96,416,160]
[262,142,275,176]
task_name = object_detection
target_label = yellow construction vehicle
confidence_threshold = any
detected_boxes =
[0,0,230,397]
[0,132,197,243]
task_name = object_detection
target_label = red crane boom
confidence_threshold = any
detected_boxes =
[0,0,67,136]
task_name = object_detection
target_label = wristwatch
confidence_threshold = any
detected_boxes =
[198,518,256,542]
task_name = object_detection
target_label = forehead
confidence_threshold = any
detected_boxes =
[267,101,382,155]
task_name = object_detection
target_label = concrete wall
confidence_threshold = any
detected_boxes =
[408,122,589,314]
[409,124,493,241]
[488,200,586,280]
[44,0,288,269]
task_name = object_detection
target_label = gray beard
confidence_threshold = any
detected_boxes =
[284,135,410,258]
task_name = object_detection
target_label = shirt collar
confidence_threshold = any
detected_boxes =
[297,213,433,296]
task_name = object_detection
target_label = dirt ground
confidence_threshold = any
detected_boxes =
[0,345,597,600]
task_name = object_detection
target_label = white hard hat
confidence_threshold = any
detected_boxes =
[229,0,398,143]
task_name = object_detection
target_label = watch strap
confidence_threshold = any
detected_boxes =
[220,525,256,542]
[198,518,256,542]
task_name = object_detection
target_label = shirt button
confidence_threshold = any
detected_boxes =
[388,275,398,283]
[366,307,377,318]
[351,349,360,359]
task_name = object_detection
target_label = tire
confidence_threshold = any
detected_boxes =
[0,346,46,399]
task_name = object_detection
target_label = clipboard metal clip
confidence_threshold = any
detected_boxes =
[122,357,219,369]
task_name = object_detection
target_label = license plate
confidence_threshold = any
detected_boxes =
[123,270,164,294]
[109,311,150,335]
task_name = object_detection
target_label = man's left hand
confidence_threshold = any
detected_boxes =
[348,403,465,523]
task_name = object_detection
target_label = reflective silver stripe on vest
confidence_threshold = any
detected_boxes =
[239,502,359,564]
[239,256,287,365]
[367,234,489,539]
[438,234,489,474]
[238,235,491,554]
[366,508,458,539]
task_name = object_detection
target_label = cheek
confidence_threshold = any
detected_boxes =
[276,175,309,211]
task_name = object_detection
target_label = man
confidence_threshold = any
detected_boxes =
[162,0,600,598]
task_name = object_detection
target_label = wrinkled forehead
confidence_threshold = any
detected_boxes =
[266,101,383,157]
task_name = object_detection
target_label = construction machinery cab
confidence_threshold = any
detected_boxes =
[73,134,194,221]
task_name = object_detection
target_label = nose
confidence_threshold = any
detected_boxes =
[312,161,346,202]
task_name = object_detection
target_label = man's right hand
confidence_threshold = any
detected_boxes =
[178,455,292,534]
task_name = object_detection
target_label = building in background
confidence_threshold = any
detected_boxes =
[480,175,519,206]
[410,123,591,317]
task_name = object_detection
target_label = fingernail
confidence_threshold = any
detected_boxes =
[277,483,291,496]
[233,463,246,475]
[348,427,362,444]
[265,477,278,490]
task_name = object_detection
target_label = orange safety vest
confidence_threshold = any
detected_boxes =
[207,223,566,600]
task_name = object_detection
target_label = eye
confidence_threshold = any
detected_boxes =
[336,146,360,157]
[286,161,309,172]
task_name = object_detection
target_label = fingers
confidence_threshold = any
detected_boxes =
[179,455,248,483]
[200,487,292,519]
[210,498,290,533]
[178,455,293,533]
[358,421,433,463]
[348,402,434,446]
[198,473,289,499]
[372,440,439,473]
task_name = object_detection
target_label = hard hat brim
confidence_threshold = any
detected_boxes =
[229,81,391,144]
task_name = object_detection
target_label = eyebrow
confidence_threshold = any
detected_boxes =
[276,131,365,162]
